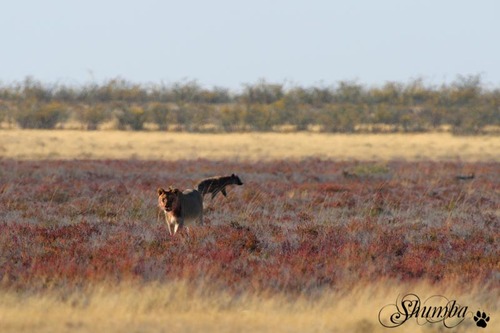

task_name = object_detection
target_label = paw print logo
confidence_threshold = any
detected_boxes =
[474,311,490,328]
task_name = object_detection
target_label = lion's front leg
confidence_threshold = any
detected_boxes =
[173,218,184,235]
[165,213,173,236]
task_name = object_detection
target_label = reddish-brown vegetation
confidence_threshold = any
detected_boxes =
[0,159,498,293]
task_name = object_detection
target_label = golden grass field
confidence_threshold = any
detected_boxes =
[0,281,496,333]
[0,130,499,161]
[0,130,498,332]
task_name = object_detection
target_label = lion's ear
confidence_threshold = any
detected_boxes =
[157,188,166,196]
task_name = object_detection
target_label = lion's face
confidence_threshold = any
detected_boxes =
[157,187,180,212]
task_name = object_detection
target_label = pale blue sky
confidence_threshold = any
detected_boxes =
[1,0,499,89]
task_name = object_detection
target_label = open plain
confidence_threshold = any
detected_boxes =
[0,130,498,332]
[0,130,499,161]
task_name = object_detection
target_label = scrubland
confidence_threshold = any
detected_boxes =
[2,76,499,134]
[0,152,498,332]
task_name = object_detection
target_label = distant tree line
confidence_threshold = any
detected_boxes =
[0,75,498,134]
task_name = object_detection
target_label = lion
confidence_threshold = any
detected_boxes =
[157,186,203,235]
[196,174,244,200]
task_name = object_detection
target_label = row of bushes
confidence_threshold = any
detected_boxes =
[0,76,499,133]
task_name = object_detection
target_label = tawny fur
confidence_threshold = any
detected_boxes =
[157,187,203,235]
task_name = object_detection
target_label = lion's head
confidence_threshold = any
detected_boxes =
[157,187,181,213]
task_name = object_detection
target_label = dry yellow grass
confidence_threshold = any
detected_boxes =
[0,130,499,161]
[0,281,496,333]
